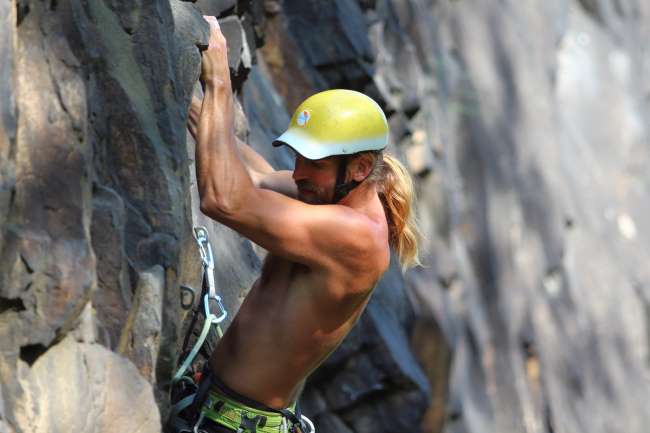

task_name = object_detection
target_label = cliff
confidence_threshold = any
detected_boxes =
[1,1,649,433]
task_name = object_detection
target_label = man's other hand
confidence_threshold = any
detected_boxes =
[201,16,230,88]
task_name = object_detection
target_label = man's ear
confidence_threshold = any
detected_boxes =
[348,153,374,182]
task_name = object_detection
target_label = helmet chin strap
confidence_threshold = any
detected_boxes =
[332,156,361,203]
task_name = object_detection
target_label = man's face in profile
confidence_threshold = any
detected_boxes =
[292,154,341,204]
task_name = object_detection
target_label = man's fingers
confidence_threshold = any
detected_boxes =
[202,15,225,50]
[203,15,220,29]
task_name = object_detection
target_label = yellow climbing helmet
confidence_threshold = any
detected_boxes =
[272,89,389,160]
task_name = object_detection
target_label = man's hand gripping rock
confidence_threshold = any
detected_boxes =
[200,16,230,89]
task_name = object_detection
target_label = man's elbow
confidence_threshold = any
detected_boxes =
[199,191,239,218]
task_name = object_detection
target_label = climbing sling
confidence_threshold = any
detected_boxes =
[169,226,228,433]
[168,226,314,433]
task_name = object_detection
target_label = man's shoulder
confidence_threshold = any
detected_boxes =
[327,204,390,277]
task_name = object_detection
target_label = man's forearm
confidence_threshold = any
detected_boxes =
[196,81,255,214]
[236,138,274,176]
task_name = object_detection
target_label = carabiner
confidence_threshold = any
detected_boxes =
[193,226,214,270]
[193,225,208,243]
[203,294,227,324]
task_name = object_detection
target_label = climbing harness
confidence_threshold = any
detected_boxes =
[168,226,314,433]
[195,385,315,433]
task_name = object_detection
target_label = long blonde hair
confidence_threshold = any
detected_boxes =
[369,152,421,270]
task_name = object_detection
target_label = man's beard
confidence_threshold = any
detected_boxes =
[296,181,330,205]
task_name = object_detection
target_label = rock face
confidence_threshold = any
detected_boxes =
[404,2,650,433]
[12,336,161,433]
[1,0,204,430]
[2,1,650,433]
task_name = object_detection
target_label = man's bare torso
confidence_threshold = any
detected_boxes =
[209,201,389,409]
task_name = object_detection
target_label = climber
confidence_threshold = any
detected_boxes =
[189,15,420,433]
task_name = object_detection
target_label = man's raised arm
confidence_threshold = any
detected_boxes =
[196,17,378,271]
[188,74,296,197]
[195,17,255,216]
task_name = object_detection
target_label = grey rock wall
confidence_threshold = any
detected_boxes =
[1,0,206,430]
[3,1,650,433]
[403,1,650,433]
[12,336,161,433]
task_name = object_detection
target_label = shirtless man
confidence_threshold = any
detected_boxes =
[187,16,420,433]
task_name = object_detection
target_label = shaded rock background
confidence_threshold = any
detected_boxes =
[2,2,650,433]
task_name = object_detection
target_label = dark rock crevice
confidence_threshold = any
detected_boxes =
[19,343,47,366]
[0,297,26,315]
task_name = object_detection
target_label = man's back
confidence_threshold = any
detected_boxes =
[209,191,390,409]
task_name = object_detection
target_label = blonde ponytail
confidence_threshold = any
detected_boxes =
[373,153,421,270]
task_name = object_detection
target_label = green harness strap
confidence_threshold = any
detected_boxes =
[199,390,298,433]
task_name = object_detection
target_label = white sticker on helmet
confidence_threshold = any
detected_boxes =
[297,109,311,126]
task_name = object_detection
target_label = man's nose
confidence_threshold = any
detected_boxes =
[292,156,308,181]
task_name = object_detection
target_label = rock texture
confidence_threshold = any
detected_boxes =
[12,336,160,433]
[3,1,650,433]
[1,0,205,430]
[403,2,650,433]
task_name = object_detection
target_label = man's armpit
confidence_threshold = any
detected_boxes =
[258,171,297,198]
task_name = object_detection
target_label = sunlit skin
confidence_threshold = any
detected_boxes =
[191,16,390,410]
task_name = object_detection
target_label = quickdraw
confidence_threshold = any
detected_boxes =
[169,226,228,433]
